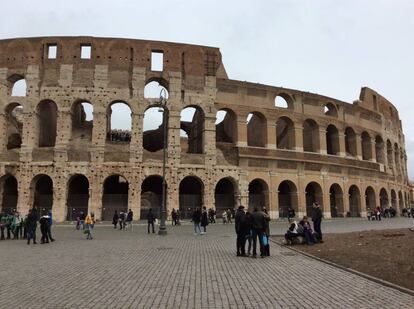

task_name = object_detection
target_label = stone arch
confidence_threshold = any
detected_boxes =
[329,183,343,217]
[274,93,293,109]
[345,127,357,157]
[361,131,372,160]
[66,174,89,221]
[380,188,389,209]
[180,105,205,154]
[324,102,338,117]
[305,181,323,216]
[179,175,204,219]
[248,178,269,211]
[106,101,132,143]
[8,74,27,97]
[71,100,93,141]
[37,100,58,147]
[102,175,129,220]
[278,180,298,218]
[348,185,361,217]
[247,112,267,147]
[365,186,376,214]
[276,116,295,150]
[5,103,23,150]
[375,135,385,164]
[143,105,168,152]
[216,108,237,143]
[141,175,165,219]
[30,174,53,214]
[215,177,238,217]
[303,119,320,153]
[144,78,169,99]
[326,124,340,155]
[0,174,18,214]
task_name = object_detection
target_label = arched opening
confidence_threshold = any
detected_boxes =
[375,135,385,164]
[303,119,320,152]
[67,174,89,221]
[275,95,290,109]
[391,189,397,210]
[276,116,295,150]
[247,112,267,147]
[107,102,131,143]
[5,103,23,150]
[215,177,237,217]
[394,143,400,170]
[31,175,53,214]
[380,188,389,209]
[8,75,27,97]
[248,179,269,211]
[0,175,18,214]
[216,109,237,143]
[143,106,167,152]
[387,140,393,170]
[102,175,129,221]
[365,186,376,214]
[345,127,357,157]
[398,191,404,213]
[329,184,343,217]
[278,180,298,218]
[37,100,57,147]
[324,103,338,117]
[179,176,203,219]
[71,101,93,141]
[144,80,169,99]
[348,185,361,217]
[180,106,204,154]
[141,175,164,219]
[361,131,372,160]
[305,182,323,216]
[326,124,340,155]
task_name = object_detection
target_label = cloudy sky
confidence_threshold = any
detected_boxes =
[1,0,413,179]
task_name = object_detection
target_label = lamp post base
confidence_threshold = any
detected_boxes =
[158,229,167,236]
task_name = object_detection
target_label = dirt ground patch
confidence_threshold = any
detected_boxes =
[274,228,414,291]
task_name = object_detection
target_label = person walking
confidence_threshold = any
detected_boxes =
[287,207,295,223]
[311,202,323,242]
[47,210,55,242]
[85,212,95,240]
[245,211,253,256]
[200,207,209,234]
[235,206,248,256]
[126,209,133,229]
[192,208,202,235]
[12,211,22,239]
[112,210,119,229]
[79,211,86,230]
[227,209,232,224]
[147,208,155,234]
[39,213,50,244]
[262,207,271,256]
[171,208,178,226]
[251,207,266,258]
[26,209,38,245]
[222,210,228,224]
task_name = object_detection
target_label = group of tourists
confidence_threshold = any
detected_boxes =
[234,206,271,258]
[284,202,323,246]
[107,129,131,142]
[191,207,209,235]
[171,208,181,226]
[112,210,134,230]
[401,207,414,218]
[222,208,234,224]
[367,206,397,220]
[0,208,55,244]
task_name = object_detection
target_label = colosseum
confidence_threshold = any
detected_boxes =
[0,36,410,222]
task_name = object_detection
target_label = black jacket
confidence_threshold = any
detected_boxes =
[192,209,201,223]
[251,210,266,230]
[147,212,155,223]
[311,207,322,222]
[235,210,248,234]
[201,211,208,226]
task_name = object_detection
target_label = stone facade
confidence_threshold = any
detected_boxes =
[0,36,410,221]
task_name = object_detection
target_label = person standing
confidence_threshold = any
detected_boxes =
[192,208,201,235]
[251,207,266,258]
[200,207,209,234]
[262,207,271,256]
[235,206,248,256]
[12,211,22,239]
[47,210,55,242]
[39,213,50,244]
[311,202,323,242]
[171,208,178,226]
[227,209,232,224]
[287,207,295,223]
[126,209,133,229]
[26,209,38,245]
[79,211,86,230]
[222,210,228,224]
[112,210,119,229]
[85,212,95,240]
[0,211,6,240]
[147,208,155,234]
[245,211,253,256]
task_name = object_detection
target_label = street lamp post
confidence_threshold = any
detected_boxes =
[158,88,168,235]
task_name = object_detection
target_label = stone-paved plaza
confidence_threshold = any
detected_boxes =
[1,218,413,308]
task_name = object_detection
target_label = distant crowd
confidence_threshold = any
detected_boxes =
[107,129,131,142]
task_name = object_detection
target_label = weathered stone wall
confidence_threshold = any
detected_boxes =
[0,37,410,221]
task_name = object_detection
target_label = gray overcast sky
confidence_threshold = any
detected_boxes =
[1,0,413,179]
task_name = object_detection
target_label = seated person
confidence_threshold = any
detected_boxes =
[299,216,316,245]
[284,221,301,244]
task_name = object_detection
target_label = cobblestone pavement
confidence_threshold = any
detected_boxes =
[0,220,413,309]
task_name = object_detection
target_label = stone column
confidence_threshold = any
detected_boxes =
[338,133,346,157]
[53,172,67,222]
[369,138,377,162]
[128,173,140,220]
[0,113,7,152]
[322,193,331,218]
[269,172,278,219]
[266,123,277,150]
[319,128,327,155]
[236,119,248,147]
[17,172,31,216]
[297,173,306,218]
[356,136,363,160]
[54,108,71,162]
[359,190,367,217]
[167,109,181,163]
[130,111,143,163]
[204,112,217,165]
[89,178,103,220]
[20,109,38,162]
[91,107,106,163]
[294,125,304,152]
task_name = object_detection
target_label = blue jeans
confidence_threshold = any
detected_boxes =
[86,224,93,239]
[193,222,201,234]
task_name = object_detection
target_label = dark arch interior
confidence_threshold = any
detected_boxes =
[303,120,319,152]
[365,187,376,213]
[33,175,53,214]
[247,113,266,147]
[329,184,343,217]
[248,179,268,211]
[143,107,167,153]
[278,181,297,217]
[276,117,294,150]
[348,186,361,217]
[141,176,164,219]
[67,175,89,221]
[6,104,23,150]
[305,182,323,216]
[0,176,18,214]
[72,102,93,141]
[215,178,235,216]
[38,101,57,147]
[102,175,129,220]
[216,110,236,143]
[326,125,339,155]
[179,176,203,219]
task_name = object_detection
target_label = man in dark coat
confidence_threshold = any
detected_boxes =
[251,207,266,258]
[192,208,202,235]
[147,208,156,234]
[311,202,323,242]
[26,209,38,245]
[235,206,248,256]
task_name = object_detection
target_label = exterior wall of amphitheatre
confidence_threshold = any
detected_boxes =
[0,36,410,222]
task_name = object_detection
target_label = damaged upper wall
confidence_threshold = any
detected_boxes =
[0,36,227,90]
